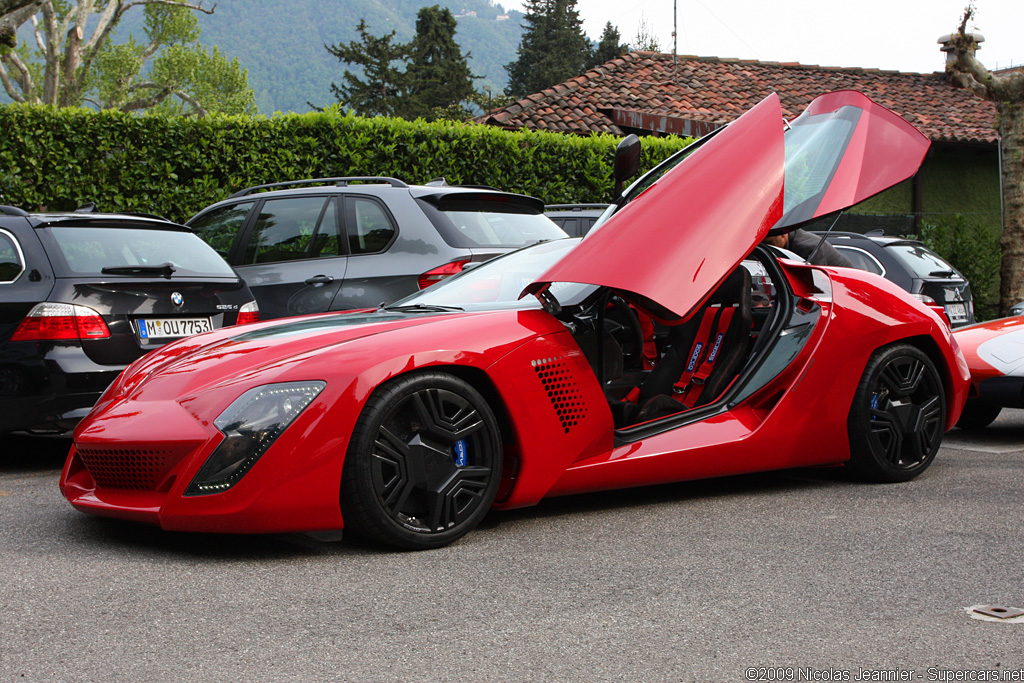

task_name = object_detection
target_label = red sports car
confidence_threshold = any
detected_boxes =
[60,92,970,549]
[951,316,1024,429]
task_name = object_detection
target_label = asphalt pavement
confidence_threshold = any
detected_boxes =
[1,415,1022,682]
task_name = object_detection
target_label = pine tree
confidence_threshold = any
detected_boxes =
[406,6,476,120]
[587,21,627,69]
[325,19,410,117]
[504,0,591,99]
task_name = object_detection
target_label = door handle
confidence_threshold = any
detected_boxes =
[305,274,335,286]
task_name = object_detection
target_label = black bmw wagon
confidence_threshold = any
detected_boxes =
[0,206,259,435]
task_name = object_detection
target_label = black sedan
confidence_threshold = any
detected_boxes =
[0,207,259,434]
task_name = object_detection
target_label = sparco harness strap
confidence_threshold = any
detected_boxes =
[672,304,736,408]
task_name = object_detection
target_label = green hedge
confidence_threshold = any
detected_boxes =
[919,214,1002,321]
[0,105,692,223]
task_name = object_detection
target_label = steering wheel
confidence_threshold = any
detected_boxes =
[604,295,646,369]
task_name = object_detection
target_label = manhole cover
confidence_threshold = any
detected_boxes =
[967,604,1024,622]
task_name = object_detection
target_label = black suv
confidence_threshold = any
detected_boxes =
[822,231,975,327]
[187,177,567,319]
[0,207,259,434]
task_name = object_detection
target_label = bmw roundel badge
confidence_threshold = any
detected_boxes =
[171,292,184,306]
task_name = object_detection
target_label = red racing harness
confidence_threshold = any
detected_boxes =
[671,304,736,408]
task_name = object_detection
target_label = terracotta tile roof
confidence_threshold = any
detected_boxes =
[477,52,998,144]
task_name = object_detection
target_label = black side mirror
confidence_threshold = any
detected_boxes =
[612,134,641,200]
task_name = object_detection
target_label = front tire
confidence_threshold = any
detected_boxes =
[847,344,945,482]
[341,371,502,549]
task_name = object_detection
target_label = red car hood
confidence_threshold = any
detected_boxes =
[98,310,522,403]
[526,90,930,320]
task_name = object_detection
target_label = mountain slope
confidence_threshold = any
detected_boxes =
[113,0,525,114]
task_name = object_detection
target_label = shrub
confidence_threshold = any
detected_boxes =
[918,214,1001,321]
[0,104,691,223]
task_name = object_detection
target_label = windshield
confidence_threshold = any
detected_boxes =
[392,238,593,311]
[887,244,963,280]
[40,226,238,278]
[417,196,567,248]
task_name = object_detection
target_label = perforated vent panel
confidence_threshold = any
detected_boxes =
[77,447,174,490]
[532,356,587,434]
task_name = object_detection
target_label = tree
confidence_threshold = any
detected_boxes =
[587,21,627,69]
[405,5,475,120]
[946,3,1024,314]
[0,0,254,116]
[324,18,410,117]
[324,8,481,122]
[631,15,661,52]
[504,0,591,99]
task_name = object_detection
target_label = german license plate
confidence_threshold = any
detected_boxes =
[137,317,212,340]
[945,303,968,323]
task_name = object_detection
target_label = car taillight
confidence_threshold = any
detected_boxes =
[10,303,111,341]
[235,301,260,326]
[418,259,470,290]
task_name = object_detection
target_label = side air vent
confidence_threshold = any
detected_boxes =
[77,447,174,490]
[532,356,587,434]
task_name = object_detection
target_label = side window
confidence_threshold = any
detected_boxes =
[346,197,396,255]
[189,202,254,259]
[835,246,884,275]
[0,230,25,283]
[244,197,331,265]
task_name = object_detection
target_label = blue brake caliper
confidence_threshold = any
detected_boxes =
[870,393,879,420]
[452,439,467,467]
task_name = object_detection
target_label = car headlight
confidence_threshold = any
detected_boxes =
[185,381,326,496]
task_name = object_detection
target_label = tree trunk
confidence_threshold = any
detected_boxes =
[0,0,37,15]
[997,97,1024,313]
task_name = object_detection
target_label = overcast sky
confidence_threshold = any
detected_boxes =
[498,0,1022,74]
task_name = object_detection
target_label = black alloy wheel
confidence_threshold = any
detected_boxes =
[341,371,502,549]
[847,344,945,482]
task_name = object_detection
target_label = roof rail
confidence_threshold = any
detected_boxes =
[227,177,410,199]
[122,211,175,222]
[0,205,29,217]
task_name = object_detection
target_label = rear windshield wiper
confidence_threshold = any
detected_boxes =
[384,303,464,313]
[101,263,176,278]
[928,269,956,278]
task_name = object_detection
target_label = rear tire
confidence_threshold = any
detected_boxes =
[956,400,1001,431]
[847,344,945,482]
[341,371,502,550]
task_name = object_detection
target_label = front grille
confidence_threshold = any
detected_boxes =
[77,446,176,490]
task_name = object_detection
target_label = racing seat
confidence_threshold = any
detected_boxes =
[620,267,753,425]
